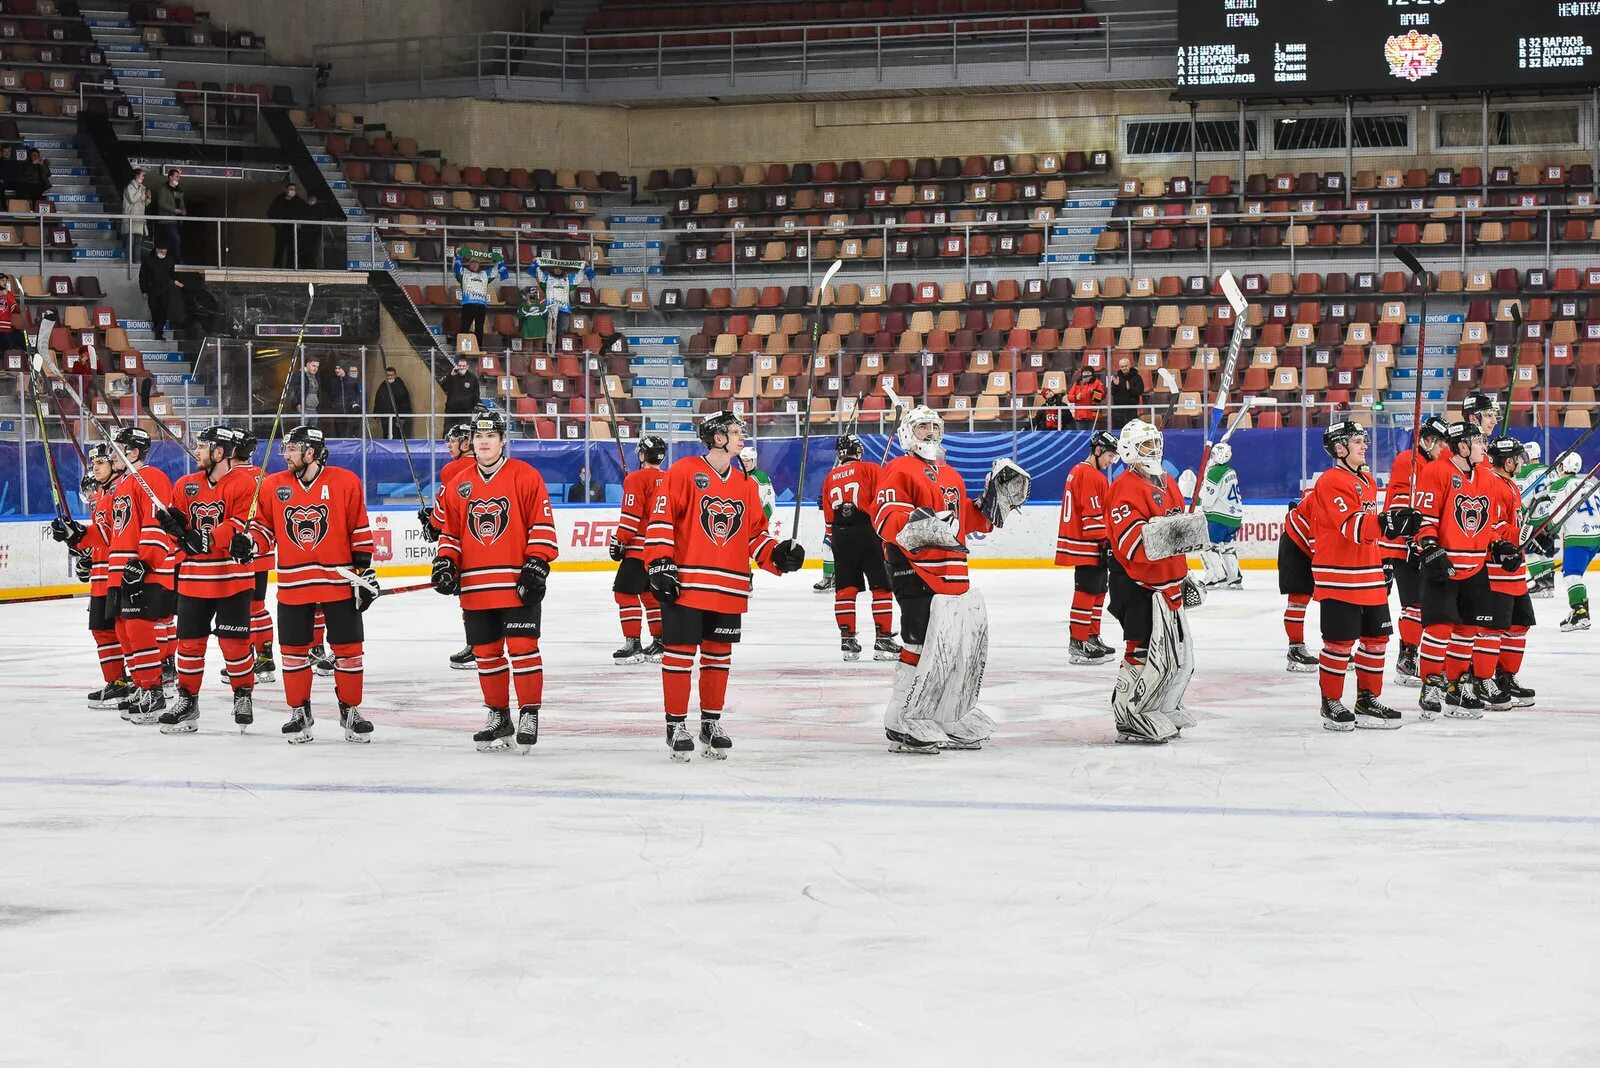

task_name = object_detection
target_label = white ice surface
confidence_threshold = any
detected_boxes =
[2,571,1599,1067]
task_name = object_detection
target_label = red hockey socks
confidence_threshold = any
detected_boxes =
[1471,632,1502,680]
[1419,624,1452,679]
[1124,641,1147,666]
[1284,594,1309,644]
[472,641,510,708]
[1355,637,1387,696]
[155,615,175,662]
[698,641,732,714]
[1069,590,1097,641]
[1445,627,1477,681]
[1397,604,1422,648]
[1500,626,1528,674]
[330,642,363,707]
[642,592,662,638]
[219,637,254,691]
[506,637,543,707]
[661,643,695,716]
[93,628,124,684]
[835,586,859,634]
[116,616,163,689]
[872,590,893,635]
[175,636,207,695]
[280,644,313,707]
[615,593,642,640]
[1319,639,1354,701]
[250,600,273,655]
[1092,592,1107,638]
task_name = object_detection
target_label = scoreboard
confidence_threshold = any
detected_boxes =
[1177,0,1600,98]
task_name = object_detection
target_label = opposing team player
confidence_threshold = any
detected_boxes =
[1054,430,1118,665]
[1308,420,1404,730]
[1197,442,1244,589]
[1481,436,1537,707]
[431,408,559,752]
[1104,419,1206,743]
[50,442,131,710]
[1382,416,1449,685]
[872,406,1028,753]
[609,434,668,665]
[739,441,777,536]
[644,409,805,760]
[1278,487,1318,673]
[821,433,899,662]
[1547,451,1600,631]
[251,425,377,743]
[1515,442,1557,598]
[420,420,478,670]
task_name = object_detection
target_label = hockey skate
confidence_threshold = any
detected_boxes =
[157,689,200,734]
[474,706,514,751]
[1223,576,1244,590]
[698,716,732,759]
[1069,638,1115,666]
[87,677,135,710]
[1495,671,1535,707]
[886,730,942,754]
[1394,644,1421,687]
[666,719,695,761]
[252,653,277,684]
[1320,697,1355,732]
[282,704,314,743]
[340,702,374,743]
[126,686,166,725]
[612,637,646,665]
[516,706,539,751]
[886,713,947,754]
[1475,675,1512,712]
[812,573,835,593]
[872,634,902,661]
[232,687,254,731]
[642,637,664,663]
[1166,705,1196,731]
[448,645,476,670]
[840,633,862,662]
[160,656,177,697]
[1530,571,1556,598]
[1418,674,1447,720]
[1443,675,1484,719]
[1561,601,1590,631]
[309,644,335,677]
[1354,689,1402,729]
[1285,643,1318,673]
[1086,634,1117,660]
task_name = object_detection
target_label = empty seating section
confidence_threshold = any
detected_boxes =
[0,10,109,120]
[0,274,158,422]
[126,4,266,52]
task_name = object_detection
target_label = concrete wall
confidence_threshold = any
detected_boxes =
[358,99,630,174]
[198,0,545,67]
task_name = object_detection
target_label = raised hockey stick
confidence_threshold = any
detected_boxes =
[246,282,318,524]
[789,257,844,537]
[1395,246,1431,463]
[879,381,911,463]
[593,334,631,474]
[24,370,70,520]
[1516,412,1600,504]
[1522,459,1600,550]
[1501,302,1525,429]
[1187,270,1249,512]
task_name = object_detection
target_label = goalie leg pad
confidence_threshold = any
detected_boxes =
[1149,601,1197,727]
[885,590,992,736]
[1220,545,1242,584]
[1200,548,1224,585]
[1111,655,1180,743]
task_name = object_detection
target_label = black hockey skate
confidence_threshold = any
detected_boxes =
[1320,696,1355,732]
[1069,638,1115,666]
[126,685,166,725]
[812,573,835,592]
[474,706,513,751]
[666,718,695,761]
[87,677,135,710]
[873,633,902,661]
[1354,689,1402,729]
[1394,643,1421,687]
[1561,600,1590,632]
[1418,674,1447,720]
[1086,634,1117,660]
[253,652,277,684]
[886,728,942,754]
[1531,571,1556,599]
[449,645,476,670]
[1444,674,1484,719]
[1495,670,1535,707]
[840,633,862,662]
[309,644,335,677]
[160,656,177,696]
[516,705,539,751]
[612,637,646,665]
[340,702,373,743]
[642,637,664,663]
[282,703,314,744]
[157,689,200,734]
[232,687,254,731]
[699,715,731,759]
[1286,643,1318,673]
[1475,675,1512,712]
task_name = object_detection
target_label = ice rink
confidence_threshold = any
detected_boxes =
[3,569,1598,1066]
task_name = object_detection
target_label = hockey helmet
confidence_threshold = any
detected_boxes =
[638,434,668,466]
[1087,430,1117,457]
[195,423,243,452]
[1486,435,1526,467]
[896,405,944,462]
[1559,450,1584,475]
[1524,441,1542,464]
[1445,420,1483,454]
[283,424,328,459]
[1461,391,1501,422]
[446,421,473,445]
[1209,442,1233,466]
[112,425,152,456]
[87,441,113,464]
[232,428,258,463]
[697,408,746,450]
[1417,414,1450,444]
[470,407,509,439]
[739,443,758,470]
[1322,418,1367,458]
[836,433,864,462]
[1116,418,1164,477]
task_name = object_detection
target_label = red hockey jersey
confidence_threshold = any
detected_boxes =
[822,459,884,534]
[234,464,274,574]
[251,465,374,605]
[1486,470,1529,596]
[434,457,559,611]
[1107,469,1189,607]
[1415,457,1502,579]
[615,466,667,562]
[1310,464,1386,605]
[84,481,116,596]
[1379,448,1421,560]
[644,455,779,614]
[873,455,991,597]
[169,465,257,598]
[1055,460,1110,566]
[426,454,478,532]
[106,464,175,588]
[1285,488,1316,556]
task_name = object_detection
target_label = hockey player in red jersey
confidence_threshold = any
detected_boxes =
[1381,415,1448,686]
[251,425,377,743]
[229,430,277,684]
[822,433,899,663]
[1308,420,1405,730]
[1278,487,1318,673]
[431,408,559,752]
[1055,430,1118,666]
[420,420,478,671]
[1105,419,1208,743]
[609,434,668,666]
[153,424,263,733]
[50,442,131,710]
[872,406,1028,753]
[643,409,805,760]
[1478,436,1538,709]
[1412,421,1508,719]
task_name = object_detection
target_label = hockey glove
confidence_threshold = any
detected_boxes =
[122,558,149,587]
[772,539,806,574]
[1417,538,1455,581]
[417,507,440,544]
[430,555,459,595]
[1144,512,1208,560]
[607,534,625,562]
[977,458,1032,528]
[516,558,550,606]
[1489,539,1524,572]
[1181,574,1206,608]
[156,507,189,541]
[1098,540,1112,568]
[72,550,92,583]
[176,524,210,557]
[648,557,681,601]
[228,531,255,565]
[1530,529,1557,559]
[351,567,380,613]
[49,516,86,546]
[1379,507,1422,540]
[836,501,857,522]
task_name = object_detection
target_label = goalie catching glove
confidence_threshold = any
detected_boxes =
[896,507,965,554]
[977,458,1031,528]
[1143,512,1207,561]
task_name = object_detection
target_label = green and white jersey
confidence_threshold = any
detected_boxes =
[1516,461,1553,524]
[750,467,775,521]
[1548,473,1600,546]
[1199,463,1243,528]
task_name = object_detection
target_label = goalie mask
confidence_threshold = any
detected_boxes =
[897,405,944,462]
[1116,419,1164,478]
[1209,442,1232,466]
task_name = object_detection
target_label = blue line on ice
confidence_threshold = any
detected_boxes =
[3,775,1597,826]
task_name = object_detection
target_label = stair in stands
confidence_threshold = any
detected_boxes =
[544,0,603,37]
[300,123,384,271]
[627,332,692,438]
[1383,314,1463,426]
[79,7,147,56]
[604,207,665,277]
[18,120,124,261]
[1044,188,1116,266]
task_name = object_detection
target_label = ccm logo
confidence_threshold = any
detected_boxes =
[570,520,619,547]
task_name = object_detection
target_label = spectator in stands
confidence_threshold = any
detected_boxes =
[17,149,51,203]
[372,366,412,438]
[327,363,352,437]
[123,168,151,264]
[297,192,330,269]
[267,181,305,269]
[532,258,596,338]
[0,273,23,352]
[138,240,183,341]
[566,466,606,503]
[294,357,323,423]
[1110,357,1146,429]
[454,249,508,344]
[0,148,23,202]
[442,356,481,418]
[153,169,187,262]
[343,363,364,436]
[516,284,548,354]
[1031,384,1068,432]
[1065,367,1106,430]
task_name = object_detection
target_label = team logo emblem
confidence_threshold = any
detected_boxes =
[1451,475,1463,490]
[111,495,131,533]
[694,472,710,490]
[1385,31,1442,83]
[284,505,329,550]
[1454,494,1489,536]
[457,482,471,498]
[188,500,225,539]
[940,485,961,510]
[183,482,199,497]
[699,496,744,546]
[275,485,293,502]
[468,497,510,545]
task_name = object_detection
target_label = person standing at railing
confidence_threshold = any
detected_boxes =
[267,182,304,269]
[1065,366,1105,430]
[123,168,150,265]
[443,356,482,419]
[372,366,412,438]
[1109,357,1145,429]
[454,249,508,345]
[153,168,186,262]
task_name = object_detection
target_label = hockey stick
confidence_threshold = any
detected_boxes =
[1501,302,1525,429]
[789,258,844,538]
[1395,246,1431,464]
[879,382,911,463]
[24,370,70,520]
[1188,269,1249,513]
[1521,460,1600,550]
[1154,365,1182,427]
[1516,412,1600,504]
[246,282,318,525]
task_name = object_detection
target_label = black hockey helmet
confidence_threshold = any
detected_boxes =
[446,420,473,445]
[195,423,243,452]
[1323,418,1367,458]
[470,407,509,438]
[1088,430,1117,456]
[232,428,258,462]
[112,425,151,457]
[1486,435,1526,467]
[638,434,668,465]
[836,433,864,462]
[283,424,327,459]
[1445,420,1483,453]
[1417,414,1450,443]
[87,441,113,463]
[697,408,746,450]
[1462,391,1501,422]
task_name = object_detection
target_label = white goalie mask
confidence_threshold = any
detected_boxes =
[1209,442,1232,466]
[897,405,944,462]
[1117,418,1165,478]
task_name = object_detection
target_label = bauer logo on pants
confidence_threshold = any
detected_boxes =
[285,505,329,550]
[699,496,745,547]
[1454,495,1489,536]
[468,497,511,545]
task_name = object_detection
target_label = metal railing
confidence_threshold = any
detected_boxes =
[77,82,263,145]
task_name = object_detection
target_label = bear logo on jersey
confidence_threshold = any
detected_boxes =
[940,485,961,510]
[187,500,225,539]
[285,505,329,550]
[468,497,511,545]
[1454,494,1489,536]
[699,496,745,547]
[111,495,131,533]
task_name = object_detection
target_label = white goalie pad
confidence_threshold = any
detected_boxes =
[1144,512,1208,560]
[896,508,962,553]
[978,458,1032,528]
[1149,599,1196,717]
[883,588,991,738]
[1111,598,1195,741]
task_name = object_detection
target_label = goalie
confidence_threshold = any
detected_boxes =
[872,406,1030,753]
[1106,420,1207,743]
